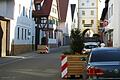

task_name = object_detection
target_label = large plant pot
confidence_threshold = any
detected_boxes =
[60,54,88,79]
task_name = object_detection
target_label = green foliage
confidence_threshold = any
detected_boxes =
[70,28,84,54]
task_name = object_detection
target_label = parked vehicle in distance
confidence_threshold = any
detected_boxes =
[82,42,99,54]
[87,47,120,80]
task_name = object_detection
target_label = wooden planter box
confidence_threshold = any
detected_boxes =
[61,54,88,79]
[37,45,49,54]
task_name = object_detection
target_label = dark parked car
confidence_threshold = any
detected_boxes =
[87,47,120,80]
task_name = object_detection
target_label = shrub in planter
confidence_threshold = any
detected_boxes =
[70,28,84,54]
[61,28,87,79]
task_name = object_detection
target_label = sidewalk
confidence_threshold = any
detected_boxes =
[0,46,70,66]
[0,52,35,66]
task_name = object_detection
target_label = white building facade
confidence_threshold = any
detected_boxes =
[107,0,120,47]
[78,0,98,35]
[58,0,78,45]
[47,0,59,47]
[10,0,35,54]
[0,0,35,56]
[65,0,78,36]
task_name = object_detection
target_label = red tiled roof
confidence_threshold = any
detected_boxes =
[33,0,53,17]
[57,0,69,22]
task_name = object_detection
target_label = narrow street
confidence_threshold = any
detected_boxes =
[1,0,118,80]
[0,46,69,80]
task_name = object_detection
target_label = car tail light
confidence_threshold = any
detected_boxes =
[87,67,104,76]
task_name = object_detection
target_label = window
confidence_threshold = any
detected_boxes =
[54,9,56,14]
[84,24,92,27]
[17,27,20,39]
[49,19,53,24]
[109,7,111,18]
[52,8,54,13]
[28,29,31,40]
[52,8,56,13]
[91,20,94,24]
[35,3,41,10]
[23,6,25,16]
[52,19,55,24]
[91,3,94,6]
[82,11,85,15]
[22,28,24,40]
[37,4,41,10]
[49,31,53,38]
[25,29,26,40]
[111,4,113,16]
[74,19,76,23]
[90,51,120,62]
[54,32,56,39]
[41,17,47,24]
[29,9,30,18]
[82,3,85,6]
[82,20,85,24]
[91,10,94,15]
[109,4,113,18]
[26,8,28,17]
[56,20,58,26]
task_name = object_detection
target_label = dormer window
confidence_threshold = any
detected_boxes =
[35,3,41,10]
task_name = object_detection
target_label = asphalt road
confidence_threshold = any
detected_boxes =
[0,46,70,80]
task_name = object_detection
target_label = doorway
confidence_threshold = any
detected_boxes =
[0,20,9,57]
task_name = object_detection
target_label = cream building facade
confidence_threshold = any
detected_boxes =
[78,0,98,35]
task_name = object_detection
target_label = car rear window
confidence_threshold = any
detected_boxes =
[85,45,98,49]
[90,50,120,62]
